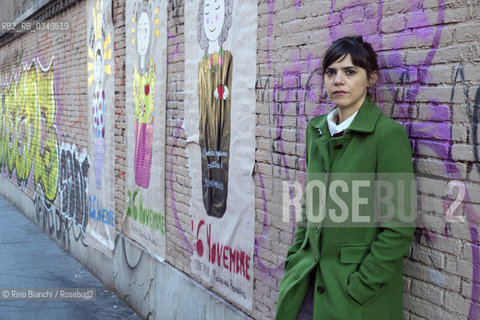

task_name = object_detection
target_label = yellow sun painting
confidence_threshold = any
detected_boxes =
[87,0,113,190]
[87,0,112,87]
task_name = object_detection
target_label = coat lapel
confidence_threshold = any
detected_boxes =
[346,97,382,134]
[308,114,331,172]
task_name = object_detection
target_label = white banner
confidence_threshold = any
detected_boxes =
[85,0,115,255]
[124,0,167,260]
[185,0,257,310]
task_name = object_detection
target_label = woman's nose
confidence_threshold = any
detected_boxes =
[334,73,344,84]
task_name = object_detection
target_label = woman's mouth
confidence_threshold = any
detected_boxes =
[332,90,347,95]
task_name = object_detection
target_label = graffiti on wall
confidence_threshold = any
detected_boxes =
[0,56,60,208]
[451,66,480,172]
[0,50,96,251]
[59,143,90,229]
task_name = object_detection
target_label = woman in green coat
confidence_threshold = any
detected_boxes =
[276,36,416,319]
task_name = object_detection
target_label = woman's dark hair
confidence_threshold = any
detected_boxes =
[322,36,378,81]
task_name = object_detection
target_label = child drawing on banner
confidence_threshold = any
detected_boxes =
[133,0,156,188]
[197,0,233,218]
[89,0,110,191]
[93,44,106,190]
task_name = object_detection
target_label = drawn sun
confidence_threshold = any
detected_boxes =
[87,0,112,87]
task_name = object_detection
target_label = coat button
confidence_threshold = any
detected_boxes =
[315,225,319,233]
[334,143,343,149]
[314,255,318,262]
[317,286,325,294]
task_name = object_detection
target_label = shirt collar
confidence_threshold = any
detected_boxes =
[327,108,358,136]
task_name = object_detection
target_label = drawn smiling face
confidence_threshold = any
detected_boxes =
[203,0,225,42]
[137,11,150,56]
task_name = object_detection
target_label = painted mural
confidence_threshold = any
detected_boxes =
[86,0,115,254]
[185,0,257,310]
[125,0,167,260]
[0,57,59,205]
[0,54,92,250]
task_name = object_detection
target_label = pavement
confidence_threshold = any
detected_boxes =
[0,195,142,320]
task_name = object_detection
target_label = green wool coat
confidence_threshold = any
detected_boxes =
[276,98,416,320]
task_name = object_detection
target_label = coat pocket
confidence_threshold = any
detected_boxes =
[340,244,371,264]
[284,236,309,270]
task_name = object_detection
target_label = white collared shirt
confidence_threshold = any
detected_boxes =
[327,108,358,136]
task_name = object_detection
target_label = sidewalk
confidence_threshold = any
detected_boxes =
[0,195,141,320]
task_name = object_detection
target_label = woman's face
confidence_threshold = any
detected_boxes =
[137,11,150,56]
[203,0,225,42]
[324,54,376,112]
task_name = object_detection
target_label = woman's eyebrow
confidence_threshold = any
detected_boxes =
[326,65,357,71]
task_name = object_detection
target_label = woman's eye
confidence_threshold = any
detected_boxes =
[326,71,335,77]
[346,70,356,76]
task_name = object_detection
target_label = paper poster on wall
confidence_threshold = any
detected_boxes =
[185,0,257,310]
[85,0,115,255]
[124,0,167,260]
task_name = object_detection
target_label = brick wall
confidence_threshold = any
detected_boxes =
[113,0,127,227]
[1,0,479,319]
[165,0,191,274]
[253,1,480,319]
